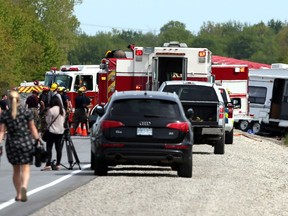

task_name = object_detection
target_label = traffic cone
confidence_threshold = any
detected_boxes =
[70,124,75,136]
[76,123,82,136]
[82,123,88,136]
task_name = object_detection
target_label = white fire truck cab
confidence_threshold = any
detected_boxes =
[44,65,100,125]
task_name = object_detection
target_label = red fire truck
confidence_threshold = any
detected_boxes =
[211,64,250,129]
[98,41,212,104]
[43,42,212,127]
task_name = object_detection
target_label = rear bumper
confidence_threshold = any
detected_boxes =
[94,146,192,165]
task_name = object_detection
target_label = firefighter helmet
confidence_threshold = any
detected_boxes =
[57,86,65,92]
[78,86,87,92]
[42,86,50,91]
[50,83,58,91]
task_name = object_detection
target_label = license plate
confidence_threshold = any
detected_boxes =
[137,128,152,136]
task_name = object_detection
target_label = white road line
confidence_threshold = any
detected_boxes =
[0,164,90,210]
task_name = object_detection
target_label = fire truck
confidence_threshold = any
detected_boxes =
[43,65,100,125]
[97,41,212,105]
[16,80,45,106]
[211,64,250,129]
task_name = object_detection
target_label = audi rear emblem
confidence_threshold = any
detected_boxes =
[139,121,151,126]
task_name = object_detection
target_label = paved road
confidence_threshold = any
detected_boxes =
[0,136,94,216]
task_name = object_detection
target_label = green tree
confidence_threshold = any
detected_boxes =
[158,21,194,46]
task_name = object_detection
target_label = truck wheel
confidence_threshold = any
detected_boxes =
[90,151,95,170]
[177,155,193,178]
[94,158,108,176]
[252,122,261,134]
[214,135,225,155]
[225,129,233,144]
[239,120,250,131]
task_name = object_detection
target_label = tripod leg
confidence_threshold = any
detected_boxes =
[68,136,81,170]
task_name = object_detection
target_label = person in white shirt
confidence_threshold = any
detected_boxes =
[41,96,66,171]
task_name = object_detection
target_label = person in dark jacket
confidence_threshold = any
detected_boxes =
[73,86,91,134]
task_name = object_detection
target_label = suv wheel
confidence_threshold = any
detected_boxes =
[177,155,193,178]
[214,135,225,154]
[225,129,233,144]
[94,158,108,176]
[90,151,95,170]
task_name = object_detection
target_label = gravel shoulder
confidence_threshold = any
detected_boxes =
[31,130,288,216]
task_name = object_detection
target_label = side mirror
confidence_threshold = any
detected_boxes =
[186,108,194,118]
[95,105,105,116]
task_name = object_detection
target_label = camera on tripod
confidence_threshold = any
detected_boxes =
[60,127,81,170]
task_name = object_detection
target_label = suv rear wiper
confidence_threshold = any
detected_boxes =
[143,114,162,118]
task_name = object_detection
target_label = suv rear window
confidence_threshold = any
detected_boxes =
[110,99,180,118]
[163,85,218,102]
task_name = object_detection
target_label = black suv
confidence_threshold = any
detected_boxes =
[90,90,193,177]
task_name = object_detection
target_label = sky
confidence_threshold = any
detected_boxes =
[74,0,288,35]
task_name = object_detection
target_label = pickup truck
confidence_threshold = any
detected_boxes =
[158,81,225,154]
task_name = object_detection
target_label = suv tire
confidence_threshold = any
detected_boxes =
[94,158,108,176]
[177,155,192,178]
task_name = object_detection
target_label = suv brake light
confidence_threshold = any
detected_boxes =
[227,103,234,118]
[166,122,189,133]
[101,120,124,130]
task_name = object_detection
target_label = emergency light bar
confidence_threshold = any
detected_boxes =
[156,52,185,56]
[50,67,58,72]
[61,67,80,72]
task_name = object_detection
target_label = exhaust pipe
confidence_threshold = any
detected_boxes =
[115,154,122,161]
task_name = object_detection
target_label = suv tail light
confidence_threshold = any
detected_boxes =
[101,120,124,130]
[166,122,189,133]
[227,103,234,118]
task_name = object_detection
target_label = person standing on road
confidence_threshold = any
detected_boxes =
[0,90,40,202]
[73,86,91,134]
[0,94,9,114]
[41,96,65,171]
[39,86,50,133]
[25,90,40,130]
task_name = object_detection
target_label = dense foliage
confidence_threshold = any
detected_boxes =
[1,1,288,94]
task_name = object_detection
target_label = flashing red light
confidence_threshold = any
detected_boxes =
[69,67,79,71]
[198,51,206,57]
[166,122,189,133]
[101,120,124,130]
[51,67,58,71]
[164,144,190,150]
[135,49,143,56]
